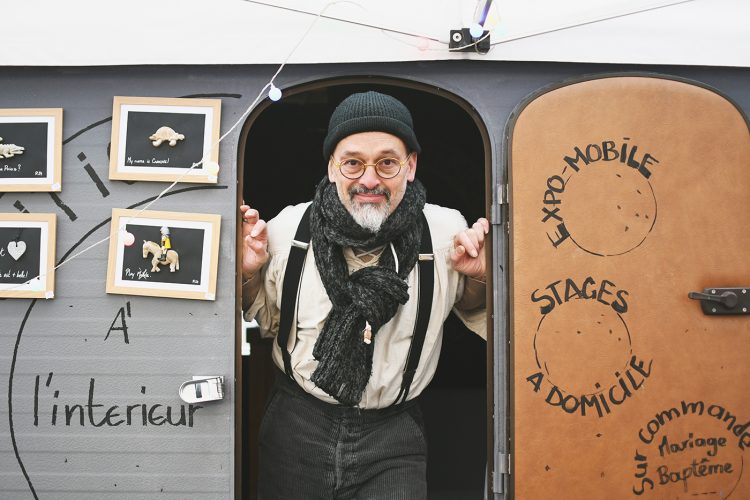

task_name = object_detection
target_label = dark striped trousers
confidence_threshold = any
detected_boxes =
[258,370,428,500]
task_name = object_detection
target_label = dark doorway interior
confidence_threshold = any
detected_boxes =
[241,82,487,499]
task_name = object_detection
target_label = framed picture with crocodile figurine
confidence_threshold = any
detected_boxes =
[0,108,63,192]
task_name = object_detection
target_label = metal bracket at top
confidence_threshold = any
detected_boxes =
[449,29,491,54]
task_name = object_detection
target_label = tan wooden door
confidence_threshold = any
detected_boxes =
[508,75,750,499]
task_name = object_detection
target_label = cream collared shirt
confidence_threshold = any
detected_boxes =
[246,202,486,409]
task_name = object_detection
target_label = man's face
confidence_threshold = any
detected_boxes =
[328,131,417,232]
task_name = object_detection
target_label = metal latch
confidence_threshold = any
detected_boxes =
[179,376,224,403]
[688,287,750,315]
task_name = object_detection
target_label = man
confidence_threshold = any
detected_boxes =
[241,91,487,499]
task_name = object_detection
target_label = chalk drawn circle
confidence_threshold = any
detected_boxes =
[534,299,632,395]
[636,415,745,498]
[562,164,657,256]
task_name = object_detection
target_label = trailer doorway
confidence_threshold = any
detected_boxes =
[239,79,491,499]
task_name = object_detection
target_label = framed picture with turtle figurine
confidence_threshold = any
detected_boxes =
[109,96,221,183]
[0,212,56,298]
[106,208,221,300]
[0,108,63,192]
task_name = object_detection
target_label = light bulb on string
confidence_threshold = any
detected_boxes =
[268,85,282,102]
[469,23,484,39]
[30,276,44,291]
[121,229,135,247]
[204,161,221,176]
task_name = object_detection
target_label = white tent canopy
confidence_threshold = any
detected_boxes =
[3,0,748,67]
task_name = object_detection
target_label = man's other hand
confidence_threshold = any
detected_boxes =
[451,218,489,280]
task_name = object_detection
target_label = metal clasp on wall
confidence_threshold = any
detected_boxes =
[178,376,224,403]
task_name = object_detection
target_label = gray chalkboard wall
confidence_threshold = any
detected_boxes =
[1,62,748,500]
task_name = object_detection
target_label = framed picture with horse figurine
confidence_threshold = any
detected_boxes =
[106,208,221,300]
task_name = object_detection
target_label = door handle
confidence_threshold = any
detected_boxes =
[688,287,749,315]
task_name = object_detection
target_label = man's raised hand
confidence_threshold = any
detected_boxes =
[240,203,269,281]
[451,217,489,280]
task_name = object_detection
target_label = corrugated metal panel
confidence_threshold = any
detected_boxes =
[0,67,241,500]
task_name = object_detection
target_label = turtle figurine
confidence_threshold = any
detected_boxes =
[149,127,185,147]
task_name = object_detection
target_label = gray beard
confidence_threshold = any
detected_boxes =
[346,185,391,232]
[350,201,390,232]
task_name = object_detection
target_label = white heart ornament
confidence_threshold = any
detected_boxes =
[8,241,26,261]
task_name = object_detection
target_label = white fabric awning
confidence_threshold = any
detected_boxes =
[2,0,747,67]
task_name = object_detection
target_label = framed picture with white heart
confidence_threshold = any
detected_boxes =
[0,213,56,298]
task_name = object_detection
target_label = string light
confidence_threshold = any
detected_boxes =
[244,0,695,54]
[469,23,484,38]
[120,230,135,247]
[30,276,44,291]
[204,161,221,176]
[268,84,282,101]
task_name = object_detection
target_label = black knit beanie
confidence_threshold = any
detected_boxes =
[323,91,421,159]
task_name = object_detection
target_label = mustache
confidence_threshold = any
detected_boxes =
[348,185,391,201]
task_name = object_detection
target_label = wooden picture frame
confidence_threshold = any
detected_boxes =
[109,96,221,183]
[0,213,56,298]
[106,208,221,300]
[0,108,63,192]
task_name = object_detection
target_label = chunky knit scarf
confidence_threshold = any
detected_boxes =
[309,176,427,406]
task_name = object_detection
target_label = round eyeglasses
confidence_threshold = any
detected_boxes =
[331,153,412,180]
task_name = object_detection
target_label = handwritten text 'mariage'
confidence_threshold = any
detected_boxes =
[638,400,750,450]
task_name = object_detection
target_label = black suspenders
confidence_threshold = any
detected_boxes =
[276,204,435,405]
[276,205,313,377]
[391,213,434,405]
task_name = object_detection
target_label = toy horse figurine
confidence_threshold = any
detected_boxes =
[142,240,179,272]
